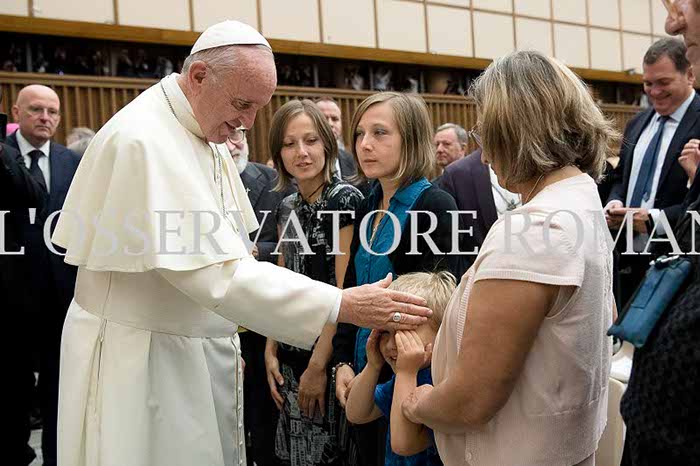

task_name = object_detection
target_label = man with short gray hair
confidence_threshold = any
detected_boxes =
[434,123,468,173]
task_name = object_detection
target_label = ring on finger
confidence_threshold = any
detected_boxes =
[392,312,402,323]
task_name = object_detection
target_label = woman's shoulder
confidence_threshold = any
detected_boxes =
[415,184,458,210]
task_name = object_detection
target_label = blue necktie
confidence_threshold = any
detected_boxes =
[629,115,669,208]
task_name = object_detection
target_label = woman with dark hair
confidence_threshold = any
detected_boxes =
[264,99,363,466]
[332,92,457,465]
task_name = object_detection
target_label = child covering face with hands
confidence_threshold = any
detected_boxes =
[345,272,455,465]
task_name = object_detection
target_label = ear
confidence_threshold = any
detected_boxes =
[11,104,19,121]
[187,61,209,93]
[687,65,696,86]
[424,342,433,364]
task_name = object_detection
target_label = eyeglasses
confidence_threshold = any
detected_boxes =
[27,105,60,119]
[227,127,247,144]
[468,125,482,148]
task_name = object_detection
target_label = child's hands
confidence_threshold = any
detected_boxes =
[395,330,432,375]
[366,329,385,370]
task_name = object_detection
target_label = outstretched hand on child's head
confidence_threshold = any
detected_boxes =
[395,330,432,374]
[366,329,386,370]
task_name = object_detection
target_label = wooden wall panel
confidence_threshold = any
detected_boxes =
[0,72,640,164]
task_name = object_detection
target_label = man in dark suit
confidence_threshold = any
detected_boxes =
[605,38,700,306]
[8,84,80,466]
[226,135,289,465]
[2,137,47,465]
[436,148,523,277]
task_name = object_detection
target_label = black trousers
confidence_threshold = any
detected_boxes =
[239,330,279,466]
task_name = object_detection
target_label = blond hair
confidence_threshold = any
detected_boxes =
[470,51,620,187]
[389,271,456,329]
[350,92,435,188]
[269,99,338,191]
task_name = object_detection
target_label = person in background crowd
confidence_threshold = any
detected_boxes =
[265,99,363,466]
[402,51,617,466]
[65,126,95,157]
[332,92,457,466]
[315,97,357,178]
[615,2,700,463]
[7,84,80,466]
[605,38,700,306]
[2,86,48,466]
[432,123,467,178]
[346,271,455,466]
[225,132,290,466]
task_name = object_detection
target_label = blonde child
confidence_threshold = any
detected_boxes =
[345,271,456,465]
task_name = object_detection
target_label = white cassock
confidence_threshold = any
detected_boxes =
[51,73,342,466]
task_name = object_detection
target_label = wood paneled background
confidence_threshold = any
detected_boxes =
[0,71,640,162]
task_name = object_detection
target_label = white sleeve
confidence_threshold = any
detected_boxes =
[157,258,342,350]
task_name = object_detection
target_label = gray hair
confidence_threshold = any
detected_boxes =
[181,44,271,75]
[436,123,468,145]
[644,37,690,73]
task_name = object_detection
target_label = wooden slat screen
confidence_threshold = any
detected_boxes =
[1,72,641,164]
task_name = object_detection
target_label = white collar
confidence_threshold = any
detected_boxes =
[660,90,696,123]
[16,130,50,158]
[160,73,206,140]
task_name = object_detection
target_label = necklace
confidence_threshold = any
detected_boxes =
[301,182,325,204]
[491,180,521,212]
[524,173,546,204]
[368,200,388,248]
[160,81,239,231]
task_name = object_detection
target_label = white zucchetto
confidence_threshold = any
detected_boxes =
[190,20,271,55]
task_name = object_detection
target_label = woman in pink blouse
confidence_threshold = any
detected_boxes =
[401,51,619,466]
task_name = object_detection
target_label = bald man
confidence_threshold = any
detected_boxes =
[7,84,80,466]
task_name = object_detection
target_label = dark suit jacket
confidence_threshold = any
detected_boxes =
[338,148,357,179]
[6,132,80,315]
[607,94,700,227]
[332,183,457,366]
[239,161,290,263]
[435,149,497,276]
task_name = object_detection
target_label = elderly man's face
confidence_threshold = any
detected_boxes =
[434,128,465,168]
[189,47,277,144]
[225,135,250,173]
[316,100,343,141]
[12,84,61,147]
[665,0,700,68]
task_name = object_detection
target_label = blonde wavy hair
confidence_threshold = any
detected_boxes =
[470,50,620,188]
[389,271,456,329]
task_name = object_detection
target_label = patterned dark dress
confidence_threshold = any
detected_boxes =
[273,178,363,466]
[620,195,700,465]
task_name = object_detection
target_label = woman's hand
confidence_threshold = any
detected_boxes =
[395,330,432,376]
[366,329,386,371]
[335,364,355,408]
[298,363,327,419]
[401,384,434,424]
[265,350,285,410]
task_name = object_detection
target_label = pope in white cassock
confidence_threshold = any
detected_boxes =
[51,20,432,466]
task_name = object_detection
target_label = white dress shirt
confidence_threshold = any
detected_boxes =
[489,166,521,216]
[16,130,51,192]
[626,91,695,233]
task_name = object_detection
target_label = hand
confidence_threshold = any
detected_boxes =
[265,351,285,410]
[334,364,355,408]
[604,200,625,229]
[251,244,259,259]
[395,330,432,375]
[339,274,432,330]
[680,139,700,184]
[298,364,327,419]
[401,384,434,424]
[365,329,385,371]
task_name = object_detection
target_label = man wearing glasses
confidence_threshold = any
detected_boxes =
[5,84,80,466]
